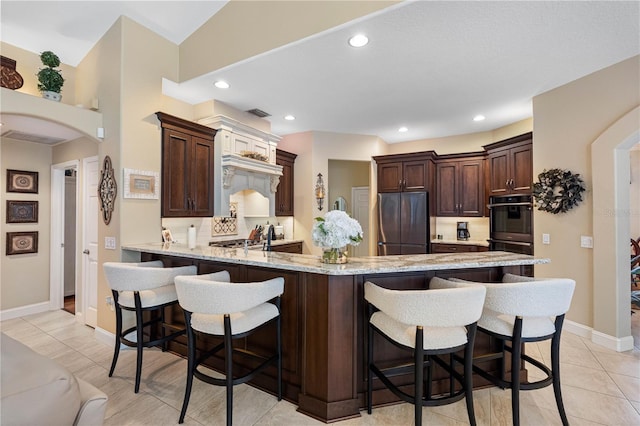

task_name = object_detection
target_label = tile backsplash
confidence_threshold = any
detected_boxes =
[162,195,294,246]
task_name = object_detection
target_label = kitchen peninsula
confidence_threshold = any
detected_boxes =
[124,243,548,422]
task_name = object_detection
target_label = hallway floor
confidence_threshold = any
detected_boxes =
[1,310,639,425]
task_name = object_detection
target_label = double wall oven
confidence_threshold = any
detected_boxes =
[488,195,533,255]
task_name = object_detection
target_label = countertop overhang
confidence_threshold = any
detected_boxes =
[123,243,549,276]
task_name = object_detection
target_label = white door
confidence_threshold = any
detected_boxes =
[83,157,99,328]
[352,187,370,257]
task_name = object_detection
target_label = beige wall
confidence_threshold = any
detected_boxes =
[1,42,77,106]
[631,148,640,239]
[533,55,640,339]
[179,0,399,81]
[328,160,370,213]
[1,139,52,310]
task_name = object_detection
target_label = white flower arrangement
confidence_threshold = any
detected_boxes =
[312,210,363,249]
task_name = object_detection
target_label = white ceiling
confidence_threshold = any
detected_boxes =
[1,1,639,144]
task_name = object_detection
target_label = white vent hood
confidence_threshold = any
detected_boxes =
[198,115,282,217]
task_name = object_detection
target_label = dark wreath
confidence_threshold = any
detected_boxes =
[532,168,585,214]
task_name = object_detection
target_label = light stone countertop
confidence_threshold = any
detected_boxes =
[123,243,548,276]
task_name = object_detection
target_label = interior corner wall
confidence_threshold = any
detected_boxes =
[75,18,123,333]
[532,55,640,335]
[1,139,52,310]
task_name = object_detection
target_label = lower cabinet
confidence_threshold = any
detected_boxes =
[431,243,489,253]
[271,241,303,254]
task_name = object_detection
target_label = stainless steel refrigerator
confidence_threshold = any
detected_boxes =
[377,191,430,255]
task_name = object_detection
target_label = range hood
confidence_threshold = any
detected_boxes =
[198,115,282,217]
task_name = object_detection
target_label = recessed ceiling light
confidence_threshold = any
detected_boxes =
[348,34,369,48]
[284,115,295,121]
[214,80,230,89]
[398,127,408,132]
[473,115,485,122]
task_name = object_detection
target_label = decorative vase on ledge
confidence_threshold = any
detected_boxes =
[322,247,348,264]
[42,91,61,102]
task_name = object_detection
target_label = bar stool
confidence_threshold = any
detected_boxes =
[174,271,284,426]
[431,274,576,426]
[103,261,197,393]
[365,281,486,426]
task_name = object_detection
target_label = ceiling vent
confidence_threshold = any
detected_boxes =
[246,108,271,118]
[1,130,66,145]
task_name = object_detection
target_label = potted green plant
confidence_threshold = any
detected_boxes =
[37,51,64,101]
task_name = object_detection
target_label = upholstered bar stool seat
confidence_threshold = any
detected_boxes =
[430,274,576,426]
[365,281,486,426]
[103,261,197,393]
[175,271,284,426]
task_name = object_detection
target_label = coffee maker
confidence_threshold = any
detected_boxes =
[457,221,470,241]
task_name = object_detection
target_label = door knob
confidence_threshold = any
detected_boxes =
[83,249,90,255]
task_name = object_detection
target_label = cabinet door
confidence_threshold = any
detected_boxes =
[435,162,457,216]
[487,149,510,196]
[510,143,532,194]
[190,136,215,216]
[275,151,295,216]
[377,162,403,192]
[162,129,191,217]
[402,160,428,191]
[458,159,484,216]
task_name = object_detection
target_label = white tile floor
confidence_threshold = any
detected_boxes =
[2,309,639,425]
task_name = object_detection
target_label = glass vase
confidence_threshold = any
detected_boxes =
[322,247,348,264]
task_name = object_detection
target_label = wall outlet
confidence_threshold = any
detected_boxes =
[542,233,550,245]
[580,236,593,248]
[105,236,116,250]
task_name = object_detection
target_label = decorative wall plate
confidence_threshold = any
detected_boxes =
[98,156,117,225]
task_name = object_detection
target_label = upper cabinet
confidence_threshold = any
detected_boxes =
[373,151,436,193]
[435,153,485,217]
[275,149,297,216]
[484,132,533,196]
[156,112,217,217]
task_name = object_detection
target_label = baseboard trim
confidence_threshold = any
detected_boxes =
[94,326,115,347]
[0,301,50,321]
[565,319,634,352]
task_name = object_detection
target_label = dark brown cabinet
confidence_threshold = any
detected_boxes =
[275,149,296,216]
[431,243,489,253]
[373,151,436,193]
[435,153,485,217]
[485,133,533,196]
[271,241,303,254]
[156,112,217,217]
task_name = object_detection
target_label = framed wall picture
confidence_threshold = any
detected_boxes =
[6,231,38,255]
[6,200,38,223]
[7,169,38,193]
[123,168,159,199]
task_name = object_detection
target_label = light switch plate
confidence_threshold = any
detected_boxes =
[542,234,550,244]
[580,236,593,248]
[105,236,116,250]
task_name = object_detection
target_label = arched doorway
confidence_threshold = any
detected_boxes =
[591,106,640,351]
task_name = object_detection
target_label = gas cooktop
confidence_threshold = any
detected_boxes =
[209,238,262,248]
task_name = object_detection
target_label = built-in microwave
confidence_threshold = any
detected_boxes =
[488,195,533,254]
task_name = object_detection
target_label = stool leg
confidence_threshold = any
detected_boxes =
[511,317,523,426]
[465,324,478,426]
[179,311,194,424]
[161,305,167,352]
[224,315,233,426]
[367,305,374,415]
[134,292,144,393]
[109,291,121,377]
[552,316,569,426]
[277,306,282,401]
[415,327,424,426]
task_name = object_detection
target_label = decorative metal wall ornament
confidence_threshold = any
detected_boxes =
[98,155,117,225]
[532,168,585,214]
[315,173,325,211]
